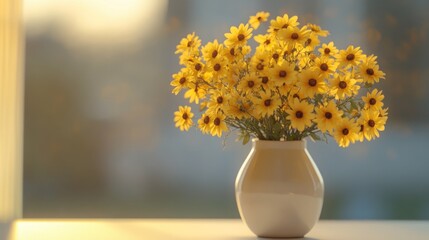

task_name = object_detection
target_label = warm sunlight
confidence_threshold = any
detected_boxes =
[24,0,168,47]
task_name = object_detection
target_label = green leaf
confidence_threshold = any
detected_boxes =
[242,132,250,145]
[350,100,358,110]
[364,82,373,88]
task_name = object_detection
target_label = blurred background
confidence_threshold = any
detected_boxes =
[23,0,429,219]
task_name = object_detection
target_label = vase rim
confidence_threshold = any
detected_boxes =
[252,138,307,149]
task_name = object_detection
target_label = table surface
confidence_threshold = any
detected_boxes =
[1,219,428,240]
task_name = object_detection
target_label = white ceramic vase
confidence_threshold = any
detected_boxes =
[235,139,324,238]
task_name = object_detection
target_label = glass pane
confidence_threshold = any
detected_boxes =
[0,0,23,221]
[23,0,429,219]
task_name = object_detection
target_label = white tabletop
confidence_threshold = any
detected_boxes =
[1,219,428,240]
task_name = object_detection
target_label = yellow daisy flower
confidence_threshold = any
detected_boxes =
[305,33,321,51]
[286,98,315,132]
[330,74,360,99]
[379,107,389,123]
[248,11,270,29]
[297,52,312,69]
[201,39,224,63]
[223,69,240,87]
[362,89,384,111]
[333,118,359,148]
[178,49,200,66]
[307,23,330,37]
[268,14,299,34]
[198,113,211,134]
[363,54,378,65]
[357,119,365,142]
[250,50,270,73]
[253,91,281,118]
[259,75,276,91]
[282,85,301,100]
[269,61,297,86]
[210,112,228,137]
[358,61,386,85]
[315,100,342,133]
[312,57,338,78]
[225,45,251,63]
[268,47,285,65]
[207,58,228,80]
[237,74,260,94]
[254,34,276,51]
[318,42,339,58]
[171,68,194,95]
[207,90,229,111]
[336,45,364,67]
[279,26,311,48]
[224,24,253,47]
[296,69,326,98]
[175,32,201,54]
[188,59,205,76]
[184,83,206,104]
[174,106,194,131]
[225,96,251,120]
[361,109,386,140]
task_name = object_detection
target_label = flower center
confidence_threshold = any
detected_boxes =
[257,63,264,71]
[217,96,223,104]
[324,48,331,54]
[203,116,210,124]
[272,53,279,60]
[369,98,376,105]
[295,110,304,119]
[238,34,245,41]
[230,48,235,56]
[264,99,271,107]
[306,38,312,45]
[368,119,375,127]
[339,81,347,89]
[366,68,374,75]
[187,40,193,47]
[214,63,221,71]
[325,112,332,119]
[182,113,188,120]
[212,50,218,58]
[195,63,202,71]
[279,70,287,78]
[214,117,221,126]
[257,16,262,21]
[262,77,269,84]
[282,24,289,29]
[291,33,299,40]
[360,124,364,132]
[264,39,271,45]
[342,128,349,135]
[308,78,317,86]
[346,54,355,61]
[247,81,255,88]
[179,77,186,84]
[320,63,329,71]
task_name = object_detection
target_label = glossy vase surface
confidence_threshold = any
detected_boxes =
[235,139,324,238]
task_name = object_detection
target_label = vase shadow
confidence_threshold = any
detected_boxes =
[0,222,13,240]
[233,237,319,240]
[258,237,318,240]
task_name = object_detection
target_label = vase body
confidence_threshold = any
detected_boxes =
[235,139,324,238]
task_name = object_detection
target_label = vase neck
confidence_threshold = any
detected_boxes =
[252,139,306,150]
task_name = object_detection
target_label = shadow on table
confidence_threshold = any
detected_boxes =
[235,237,318,240]
[0,222,13,240]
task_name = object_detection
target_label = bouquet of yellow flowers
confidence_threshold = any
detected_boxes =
[171,12,387,147]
